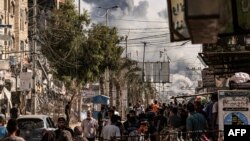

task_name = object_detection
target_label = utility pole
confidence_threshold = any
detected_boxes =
[97,6,119,26]
[105,9,108,26]
[78,1,82,122]
[125,35,128,58]
[142,42,147,82]
[97,6,119,97]
[78,0,81,15]
[32,0,37,114]
[142,42,147,105]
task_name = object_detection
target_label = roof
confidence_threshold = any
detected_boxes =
[199,52,250,75]
[91,95,110,105]
[17,115,50,120]
[171,92,215,99]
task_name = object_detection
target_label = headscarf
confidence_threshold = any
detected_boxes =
[74,126,83,136]
[41,131,56,141]
[58,130,73,141]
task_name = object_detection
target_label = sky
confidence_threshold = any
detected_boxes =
[75,0,204,98]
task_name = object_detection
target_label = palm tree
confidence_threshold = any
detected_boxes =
[126,67,157,107]
[144,82,157,106]
[112,59,141,117]
[109,71,114,106]
[87,24,123,97]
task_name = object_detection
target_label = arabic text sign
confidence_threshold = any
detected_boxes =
[222,97,249,108]
[218,90,250,131]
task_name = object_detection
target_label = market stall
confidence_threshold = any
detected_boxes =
[91,95,109,119]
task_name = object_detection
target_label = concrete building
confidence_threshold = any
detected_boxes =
[0,0,29,114]
[0,0,28,61]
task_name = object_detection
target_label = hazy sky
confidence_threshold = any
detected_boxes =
[75,0,203,96]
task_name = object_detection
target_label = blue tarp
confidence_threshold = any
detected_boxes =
[91,95,110,105]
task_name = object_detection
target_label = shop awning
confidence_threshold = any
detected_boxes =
[91,95,109,105]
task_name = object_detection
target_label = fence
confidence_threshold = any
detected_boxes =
[98,130,224,141]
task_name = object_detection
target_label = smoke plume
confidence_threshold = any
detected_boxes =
[81,0,202,98]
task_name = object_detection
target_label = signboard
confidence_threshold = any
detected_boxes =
[0,71,5,85]
[136,62,170,83]
[20,72,33,91]
[201,68,215,87]
[142,62,170,83]
[145,62,153,82]
[0,60,10,70]
[218,90,250,131]
[160,62,170,83]
[166,0,250,42]
[236,0,250,31]
[167,0,190,42]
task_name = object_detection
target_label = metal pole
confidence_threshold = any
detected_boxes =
[78,1,82,122]
[32,0,37,114]
[125,35,128,58]
[105,9,108,26]
[78,0,81,15]
[142,42,146,82]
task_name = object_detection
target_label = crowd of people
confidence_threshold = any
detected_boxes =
[92,93,219,141]
[0,93,219,141]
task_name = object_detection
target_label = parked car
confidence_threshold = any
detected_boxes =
[17,115,56,141]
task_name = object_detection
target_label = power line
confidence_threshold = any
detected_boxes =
[118,27,169,30]
[127,33,169,41]
[91,16,168,23]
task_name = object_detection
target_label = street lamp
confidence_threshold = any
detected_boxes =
[97,5,119,26]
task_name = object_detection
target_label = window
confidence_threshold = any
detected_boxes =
[46,117,56,128]
[20,9,24,31]
[11,1,15,15]
[20,9,25,31]
[20,41,24,51]
[4,0,7,10]
[4,28,7,46]
[17,118,44,130]
[46,118,51,128]
[8,0,10,13]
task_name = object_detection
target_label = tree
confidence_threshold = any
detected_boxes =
[112,59,141,116]
[87,24,124,99]
[38,1,100,87]
[37,1,105,120]
[37,1,124,119]
[125,62,157,107]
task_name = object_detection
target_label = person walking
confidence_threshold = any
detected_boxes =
[65,102,71,125]
[186,102,208,140]
[2,119,25,141]
[54,117,74,140]
[1,104,7,120]
[73,126,87,141]
[101,115,120,141]
[0,116,8,139]
[10,104,19,119]
[81,110,98,141]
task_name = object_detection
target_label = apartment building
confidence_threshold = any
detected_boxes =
[0,0,28,61]
[0,0,29,114]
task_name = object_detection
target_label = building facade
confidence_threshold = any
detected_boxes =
[0,0,29,114]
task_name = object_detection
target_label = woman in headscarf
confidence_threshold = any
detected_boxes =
[58,130,74,141]
[73,126,87,141]
[41,130,56,141]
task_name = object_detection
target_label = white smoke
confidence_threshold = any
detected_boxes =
[169,74,194,95]
[79,0,203,97]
